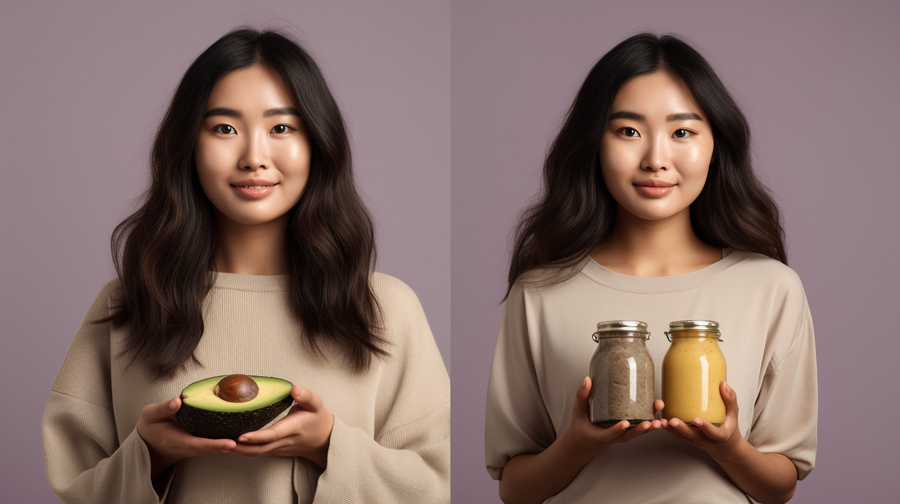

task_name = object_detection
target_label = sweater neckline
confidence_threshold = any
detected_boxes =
[211,271,290,292]
[578,248,746,294]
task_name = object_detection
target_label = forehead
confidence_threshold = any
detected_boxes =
[611,70,705,119]
[206,64,297,110]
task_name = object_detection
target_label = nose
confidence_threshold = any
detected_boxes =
[642,133,671,172]
[238,130,271,171]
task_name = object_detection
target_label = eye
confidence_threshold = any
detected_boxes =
[673,129,693,138]
[619,127,640,138]
[213,124,236,135]
[271,124,295,134]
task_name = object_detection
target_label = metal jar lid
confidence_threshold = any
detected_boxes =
[592,320,650,342]
[666,320,722,341]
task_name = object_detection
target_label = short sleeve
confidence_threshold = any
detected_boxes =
[484,283,557,480]
[747,310,818,480]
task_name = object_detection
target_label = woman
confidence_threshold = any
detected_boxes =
[42,29,450,503]
[485,33,816,503]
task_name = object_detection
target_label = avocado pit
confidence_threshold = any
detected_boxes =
[214,374,259,403]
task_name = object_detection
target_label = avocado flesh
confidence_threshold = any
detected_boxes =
[175,375,293,439]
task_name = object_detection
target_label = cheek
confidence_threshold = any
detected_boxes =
[194,139,231,180]
[599,141,635,188]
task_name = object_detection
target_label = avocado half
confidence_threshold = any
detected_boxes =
[175,375,294,440]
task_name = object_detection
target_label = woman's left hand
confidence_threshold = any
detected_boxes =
[664,381,741,457]
[225,385,334,468]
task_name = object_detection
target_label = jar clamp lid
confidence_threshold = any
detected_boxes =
[665,319,722,342]
[592,320,650,342]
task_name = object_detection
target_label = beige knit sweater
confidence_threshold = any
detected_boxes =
[43,272,450,503]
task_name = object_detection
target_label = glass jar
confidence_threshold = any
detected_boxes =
[589,320,655,427]
[662,320,727,426]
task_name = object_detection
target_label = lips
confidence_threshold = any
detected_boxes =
[633,180,675,197]
[231,179,278,199]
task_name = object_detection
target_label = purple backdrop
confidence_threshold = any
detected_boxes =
[0,1,448,502]
[452,0,900,503]
[4,0,899,502]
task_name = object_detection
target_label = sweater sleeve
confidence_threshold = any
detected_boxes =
[484,283,557,481]
[41,283,173,503]
[310,276,451,503]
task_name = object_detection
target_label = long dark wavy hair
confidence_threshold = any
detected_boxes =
[105,28,386,378]
[508,33,786,294]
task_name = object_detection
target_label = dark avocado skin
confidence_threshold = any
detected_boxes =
[175,395,293,440]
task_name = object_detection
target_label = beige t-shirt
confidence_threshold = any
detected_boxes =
[485,250,817,503]
[43,272,450,504]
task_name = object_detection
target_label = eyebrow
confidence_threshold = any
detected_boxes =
[608,111,703,121]
[203,107,302,119]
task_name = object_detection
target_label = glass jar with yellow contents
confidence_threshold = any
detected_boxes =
[589,320,655,427]
[662,320,727,426]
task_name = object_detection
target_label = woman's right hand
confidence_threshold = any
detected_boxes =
[136,397,237,480]
[562,377,666,458]
[499,377,666,504]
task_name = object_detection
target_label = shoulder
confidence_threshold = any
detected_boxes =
[370,272,423,312]
[369,272,431,337]
[80,278,123,320]
[726,250,806,294]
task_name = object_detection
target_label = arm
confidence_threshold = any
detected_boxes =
[313,277,451,503]
[230,275,451,503]
[665,381,797,504]
[499,378,665,504]
[42,283,236,503]
[42,283,169,503]
[486,284,664,504]
[665,306,818,503]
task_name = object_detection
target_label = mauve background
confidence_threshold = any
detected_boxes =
[452,1,899,503]
[0,1,449,501]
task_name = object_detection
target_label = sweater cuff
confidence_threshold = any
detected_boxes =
[311,417,360,502]
[126,428,176,502]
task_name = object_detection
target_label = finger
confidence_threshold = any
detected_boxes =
[590,420,630,443]
[572,377,591,419]
[291,385,322,411]
[721,381,739,417]
[156,422,237,452]
[229,437,289,457]
[239,415,297,444]
[615,421,655,443]
[654,399,665,414]
[665,417,705,444]
[663,423,699,445]
[691,417,727,443]
[141,397,181,423]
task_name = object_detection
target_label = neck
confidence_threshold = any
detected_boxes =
[213,213,290,275]
[591,206,722,277]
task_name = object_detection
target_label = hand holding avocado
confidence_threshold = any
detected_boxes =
[223,385,335,469]
[136,397,238,481]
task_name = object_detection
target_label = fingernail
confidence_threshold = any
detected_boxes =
[724,381,732,393]
[169,399,178,410]
[239,436,249,442]
[583,377,587,387]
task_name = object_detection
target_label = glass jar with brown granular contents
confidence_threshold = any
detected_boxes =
[588,320,655,427]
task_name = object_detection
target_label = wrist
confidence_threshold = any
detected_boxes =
[706,432,749,464]
[558,425,606,463]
